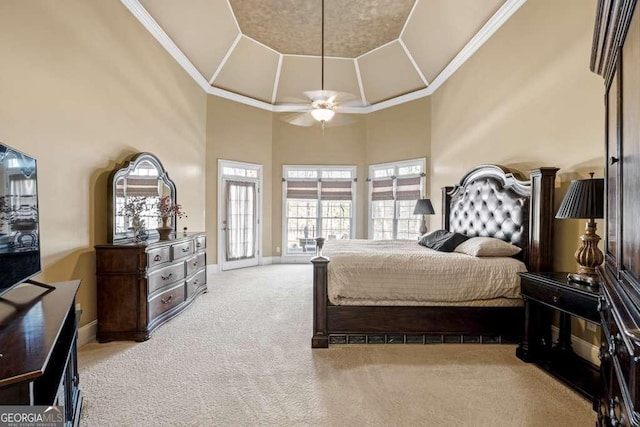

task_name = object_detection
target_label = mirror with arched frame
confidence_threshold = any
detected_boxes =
[108,153,176,242]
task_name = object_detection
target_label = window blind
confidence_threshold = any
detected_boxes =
[117,177,160,197]
[286,180,318,199]
[371,178,394,201]
[320,181,352,200]
[395,176,421,200]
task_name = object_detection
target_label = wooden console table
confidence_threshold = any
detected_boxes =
[0,280,83,425]
[516,272,601,401]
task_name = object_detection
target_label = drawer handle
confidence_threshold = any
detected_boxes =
[161,272,173,281]
[161,294,174,305]
[154,254,162,262]
[192,260,198,267]
[552,295,559,303]
[182,247,190,253]
[193,279,198,285]
[599,344,610,361]
[609,340,617,357]
[196,242,201,248]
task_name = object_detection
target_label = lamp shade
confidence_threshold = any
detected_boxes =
[556,178,604,219]
[413,198,435,215]
[311,108,335,122]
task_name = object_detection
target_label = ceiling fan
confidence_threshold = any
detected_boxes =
[282,0,360,129]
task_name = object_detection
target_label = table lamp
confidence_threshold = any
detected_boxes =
[413,198,435,236]
[555,173,604,287]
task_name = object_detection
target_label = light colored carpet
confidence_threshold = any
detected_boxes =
[79,265,594,426]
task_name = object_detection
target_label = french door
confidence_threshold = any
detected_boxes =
[218,160,262,271]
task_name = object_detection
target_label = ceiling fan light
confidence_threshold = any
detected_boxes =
[311,107,335,122]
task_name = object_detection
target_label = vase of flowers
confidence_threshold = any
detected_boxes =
[119,196,148,242]
[156,196,186,240]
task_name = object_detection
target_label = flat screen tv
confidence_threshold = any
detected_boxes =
[0,143,40,296]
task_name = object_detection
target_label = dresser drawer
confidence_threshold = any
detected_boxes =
[520,278,599,322]
[148,263,185,295]
[601,298,640,414]
[147,245,171,269]
[186,268,206,298]
[171,240,193,260]
[195,235,206,251]
[186,253,206,277]
[148,283,185,323]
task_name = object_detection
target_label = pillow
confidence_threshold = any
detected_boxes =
[419,230,470,252]
[454,237,521,257]
[418,229,450,246]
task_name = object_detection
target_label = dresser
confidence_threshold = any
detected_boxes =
[591,1,640,425]
[95,232,207,342]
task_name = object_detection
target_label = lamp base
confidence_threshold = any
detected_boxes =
[418,216,428,236]
[570,221,603,289]
[567,272,600,288]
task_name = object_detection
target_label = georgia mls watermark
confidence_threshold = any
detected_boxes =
[0,406,63,427]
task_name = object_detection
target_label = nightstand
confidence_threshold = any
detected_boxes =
[516,272,602,401]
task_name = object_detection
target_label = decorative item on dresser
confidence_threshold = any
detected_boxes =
[555,174,605,287]
[311,164,558,348]
[413,198,435,235]
[591,0,640,425]
[95,232,207,342]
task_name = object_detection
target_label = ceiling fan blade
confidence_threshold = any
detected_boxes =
[281,112,317,127]
[333,92,359,105]
[277,96,311,104]
[325,113,358,127]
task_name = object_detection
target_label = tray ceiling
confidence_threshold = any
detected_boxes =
[127,0,525,113]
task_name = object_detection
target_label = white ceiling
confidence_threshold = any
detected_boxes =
[122,0,526,113]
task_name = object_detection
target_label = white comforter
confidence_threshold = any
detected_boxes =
[322,239,526,306]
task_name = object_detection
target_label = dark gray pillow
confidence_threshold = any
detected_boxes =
[418,229,450,247]
[420,230,470,252]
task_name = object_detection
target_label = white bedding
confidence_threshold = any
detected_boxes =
[322,239,526,306]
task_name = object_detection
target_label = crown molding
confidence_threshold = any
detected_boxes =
[122,0,527,115]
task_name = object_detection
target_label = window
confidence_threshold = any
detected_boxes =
[369,158,426,240]
[283,166,356,255]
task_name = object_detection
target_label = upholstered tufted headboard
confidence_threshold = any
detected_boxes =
[441,165,558,272]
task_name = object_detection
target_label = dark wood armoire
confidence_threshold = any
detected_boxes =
[592,0,640,425]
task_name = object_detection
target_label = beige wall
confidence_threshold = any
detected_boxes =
[272,116,368,253]
[429,0,604,344]
[0,1,207,327]
[365,98,431,234]
[206,96,273,263]
[206,99,431,264]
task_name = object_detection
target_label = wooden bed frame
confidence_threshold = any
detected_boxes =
[311,164,559,348]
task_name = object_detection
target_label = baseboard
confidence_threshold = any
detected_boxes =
[551,325,600,366]
[78,320,97,347]
[207,263,219,273]
[278,256,313,264]
[262,257,275,265]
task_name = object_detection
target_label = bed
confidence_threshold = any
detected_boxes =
[311,164,558,348]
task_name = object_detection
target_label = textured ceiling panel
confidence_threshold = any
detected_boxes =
[275,56,361,105]
[358,41,426,104]
[228,0,415,58]
[402,0,506,82]
[139,0,239,79]
[213,36,280,103]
